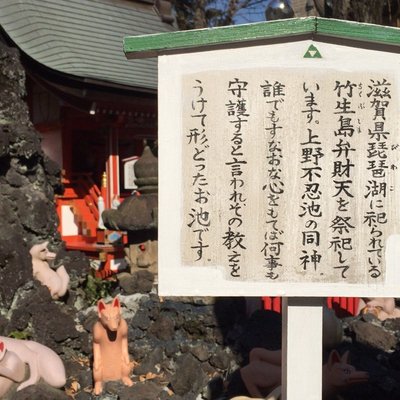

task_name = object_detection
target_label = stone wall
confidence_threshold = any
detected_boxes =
[0,40,64,311]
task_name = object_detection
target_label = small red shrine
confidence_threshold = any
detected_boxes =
[0,0,174,273]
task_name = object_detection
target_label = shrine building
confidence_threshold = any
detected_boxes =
[0,0,175,254]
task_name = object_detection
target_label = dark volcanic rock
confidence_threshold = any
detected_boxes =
[170,353,208,396]
[210,348,231,370]
[0,40,62,314]
[118,270,154,294]
[134,347,164,375]
[0,234,31,308]
[383,318,400,334]
[5,283,80,353]
[30,302,80,347]
[6,383,69,400]
[190,343,211,362]
[350,319,398,352]
[119,381,163,400]
[149,314,175,341]
[0,125,10,157]
[130,304,152,330]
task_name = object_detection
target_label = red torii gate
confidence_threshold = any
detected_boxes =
[263,296,360,317]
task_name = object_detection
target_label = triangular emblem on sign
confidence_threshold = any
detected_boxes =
[304,44,322,58]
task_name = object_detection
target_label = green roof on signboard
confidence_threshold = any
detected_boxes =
[124,17,400,59]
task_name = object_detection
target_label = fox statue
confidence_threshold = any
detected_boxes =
[92,297,134,395]
[0,339,25,397]
[322,349,369,399]
[30,241,69,299]
[0,337,66,397]
[230,349,368,400]
[358,297,400,320]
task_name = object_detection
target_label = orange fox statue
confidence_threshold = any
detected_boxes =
[92,297,134,395]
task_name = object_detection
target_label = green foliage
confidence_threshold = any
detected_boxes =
[8,330,31,340]
[84,275,114,305]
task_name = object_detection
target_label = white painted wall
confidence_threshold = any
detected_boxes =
[61,205,79,236]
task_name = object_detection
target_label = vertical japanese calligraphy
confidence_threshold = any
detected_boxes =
[260,80,286,280]
[222,79,249,277]
[185,80,211,262]
[364,79,392,279]
[300,82,324,273]
[181,69,399,285]
[329,80,357,279]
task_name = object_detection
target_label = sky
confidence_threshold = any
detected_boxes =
[234,0,293,25]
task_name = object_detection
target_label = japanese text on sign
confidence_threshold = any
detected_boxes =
[182,69,399,284]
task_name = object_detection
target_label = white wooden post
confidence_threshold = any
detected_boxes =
[282,297,323,400]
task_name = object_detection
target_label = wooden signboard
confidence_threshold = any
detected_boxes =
[124,17,400,400]
[125,17,400,298]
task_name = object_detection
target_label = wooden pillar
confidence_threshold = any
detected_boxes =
[106,127,120,206]
[61,118,73,180]
[281,297,323,400]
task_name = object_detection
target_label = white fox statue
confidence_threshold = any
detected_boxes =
[30,241,69,299]
[231,349,368,400]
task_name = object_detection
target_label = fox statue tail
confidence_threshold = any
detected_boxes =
[56,265,70,297]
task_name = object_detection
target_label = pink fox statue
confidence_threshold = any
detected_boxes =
[358,297,400,321]
[0,339,25,398]
[92,297,134,395]
[0,337,66,397]
[233,348,368,400]
[30,241,69,299]
[239,348,281,398]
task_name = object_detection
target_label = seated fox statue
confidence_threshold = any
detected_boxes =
[358,297,400,320]
[0,337,66,397]
[230,348,368,400]
[92,297,134,395]
[30,241,69,299]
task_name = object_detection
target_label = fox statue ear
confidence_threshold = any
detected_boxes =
[0,341,6,361]
[112,297,120,309]
[97,299,106,316]
[340,350,350,364]
[328,349,341,368]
